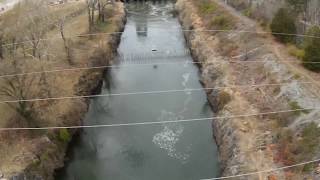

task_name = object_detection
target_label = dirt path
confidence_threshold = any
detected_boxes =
[216,0,320,95]
[0,0,20,14]
[214,1,320,179]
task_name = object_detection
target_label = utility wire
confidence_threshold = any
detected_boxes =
[0,59,318,79]
[2,5,319,180]
[0,104,319,179]
[0,107,317,131]
[201,157,320,180]
[0,82,313,103]
[2,28,320,47]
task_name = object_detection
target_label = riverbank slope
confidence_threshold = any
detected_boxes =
[0,1,125,179]
[177,0,320,179]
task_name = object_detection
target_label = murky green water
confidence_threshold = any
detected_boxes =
[57,1,219,180]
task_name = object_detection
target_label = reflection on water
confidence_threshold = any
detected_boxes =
[121,146,147,168]
[57,1,219,180]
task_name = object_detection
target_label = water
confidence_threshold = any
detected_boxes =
[57,1,219,180]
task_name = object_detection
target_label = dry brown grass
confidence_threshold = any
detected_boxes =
[193,0,235,31]
[0,1,124,176]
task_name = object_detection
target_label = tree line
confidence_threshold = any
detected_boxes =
[270,0,320,71]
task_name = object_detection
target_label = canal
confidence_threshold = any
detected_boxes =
[57,1,219,179]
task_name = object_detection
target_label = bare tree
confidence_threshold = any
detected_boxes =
[26,18,47,59]
[86,0,97,32]
[23,1,50,60]
[56,17,73,65]
[97,0,110,23]
[0,75,38,126]
[0,32,3,59]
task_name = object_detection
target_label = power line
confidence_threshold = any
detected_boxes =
[0,105,319,179]
[0,58,318,79]
[0,107,317,131]
[2,28,320,47]
[0,82,313,103]
[201,157,320,180]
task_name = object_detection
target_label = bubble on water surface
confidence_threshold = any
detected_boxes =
[152,111,190,163]
[182,73,190,87]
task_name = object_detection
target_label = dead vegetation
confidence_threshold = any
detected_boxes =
[0,0,124,178]
[179,0,320,178]
[194,0,235,31]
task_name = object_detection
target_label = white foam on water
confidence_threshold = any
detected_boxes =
[152,111,191,163]
[182,73,190,87]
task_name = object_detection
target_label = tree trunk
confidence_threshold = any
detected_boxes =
[87,7,91,32]
[0,36,3,59]
[60,21,73,65]
[98,1,102,22]
[91,3,95,25]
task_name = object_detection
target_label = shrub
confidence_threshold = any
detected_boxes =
[270,8,297,43]
[275,122,320,170]
[198,0,217,15]
[58,129,71,143]
[210,15,234,29]
[301,122,320,154]
[288,45,305,60]
[288,101,309,115]
[286,0,307,13]
[242,8,252,17]
[217,91,231,111]
[302,163,314,172]
[303,26,320,71]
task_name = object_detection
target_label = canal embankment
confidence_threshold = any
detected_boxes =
[176,0,320,179]
[0,2,125,180]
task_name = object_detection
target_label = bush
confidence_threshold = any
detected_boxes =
[242,8,252,17]
[301,122,320,154]
[288,45,305,60]
[197,0,217,15]
[288,101,309,115]
[278,122,320,165]
[303,26,320,71]
[217,91,231,111]
[270,8,297,43]
[275,122,320,170]
[58,129,71,143]
[210,15,234,29]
